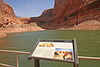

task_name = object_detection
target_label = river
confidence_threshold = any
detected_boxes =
[0,30,100,67]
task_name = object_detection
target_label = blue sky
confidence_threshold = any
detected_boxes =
[4,0,54,17]
[55,48,72,52]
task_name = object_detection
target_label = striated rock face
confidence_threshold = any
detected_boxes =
[0,0,5,12]
[40,9,53,17]
[4,2,15,17]
[78,0,100,23]
[0,0,15,16]
[52,0,100,28]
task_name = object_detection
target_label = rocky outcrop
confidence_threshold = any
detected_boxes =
[19,17,31,24]
[0,16,22,28]
[52,0,100,28]
[0,0,22,28]
[30,17,53,29]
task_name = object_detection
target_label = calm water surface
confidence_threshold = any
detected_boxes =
[0,30,100,67]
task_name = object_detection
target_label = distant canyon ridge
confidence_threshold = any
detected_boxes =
[20,0,100,30]
[0,0,100,30]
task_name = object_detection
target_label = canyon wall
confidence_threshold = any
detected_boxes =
[19,0,100,29]
[52,0,100,28]
[27,0,100,29]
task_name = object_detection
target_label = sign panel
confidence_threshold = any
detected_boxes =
[28,39,79,67]
[32,42,74,61]
[28,39,77,62]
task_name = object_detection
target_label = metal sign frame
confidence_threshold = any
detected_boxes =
[28,38,79,67]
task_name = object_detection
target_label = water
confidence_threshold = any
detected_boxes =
[0,30,100,67]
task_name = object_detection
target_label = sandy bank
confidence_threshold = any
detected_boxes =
[0,31,7,38]
[0,26,45,38]
[67,20,100,30]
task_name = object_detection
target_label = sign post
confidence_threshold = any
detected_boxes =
[73,38,79,67]
[34,59,40,67]
[28,38,79,67]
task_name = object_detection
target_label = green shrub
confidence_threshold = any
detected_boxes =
[3,13,5,15]
[1,17,4,19]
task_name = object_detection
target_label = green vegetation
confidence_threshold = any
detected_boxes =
[3,13,5,15]
[1,17,4,19]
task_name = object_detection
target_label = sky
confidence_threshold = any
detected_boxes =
[4,0,54,17]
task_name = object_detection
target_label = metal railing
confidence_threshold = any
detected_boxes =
[0,63,14,67]
[0,50,29,67]
[0,50,100,67]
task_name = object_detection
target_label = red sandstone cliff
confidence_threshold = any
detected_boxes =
[4,2,15,17]
[0,0,15,16]
[52,0,100,28]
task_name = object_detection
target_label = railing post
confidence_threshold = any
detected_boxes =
[16,53,19,67]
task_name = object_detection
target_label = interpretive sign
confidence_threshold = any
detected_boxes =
[28,38,79,67]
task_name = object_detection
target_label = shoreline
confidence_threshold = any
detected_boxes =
[0,27,45,38]
[1,27,100,39]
